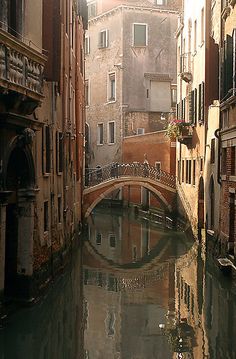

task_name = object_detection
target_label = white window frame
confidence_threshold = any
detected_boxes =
[97,123,104,145]
[99,29,109,48]
[107,72,116,102]
[85,35,90,55]
[156,0,165,4]
[107,121,116,144]
[133,23,148,47]
[137,128,145,135]
[88,1,97,18]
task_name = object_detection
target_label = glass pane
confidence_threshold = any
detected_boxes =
[134,24,146,46]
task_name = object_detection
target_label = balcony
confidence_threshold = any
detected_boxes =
[166,119,193,145]
[180,53,192,83]
[0,28,47,114]
[177,125,193,145]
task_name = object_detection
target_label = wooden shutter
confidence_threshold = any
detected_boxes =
[198,83,202,123]
[200,81,205,123]
[194,88,197,125]
[226,34,233,96]
[233,29,236,95]
[189,91,194,123]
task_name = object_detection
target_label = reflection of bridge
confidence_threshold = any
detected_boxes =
[83,163,176,218]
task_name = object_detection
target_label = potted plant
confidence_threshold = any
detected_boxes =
[166,119,192,140]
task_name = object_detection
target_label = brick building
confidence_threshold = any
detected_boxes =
[122,131,176,209]
[0,0,87,300]
[85,0,180,170]
[219,1,236,257]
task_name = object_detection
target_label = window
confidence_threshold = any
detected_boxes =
[221,109,229,129]
[85,80,89,106]
[185,160,192,184]
[210,139,215,164]
[99,29,108,48]
[156,0,166,4]
[194,20,197,53]
[221,148,227,175]
[231,147,236,175]
[42,126,51,174]
[108,121,115,144]
[201,8,204,44]
[137,128,145,135]
[133,23,147,47]
[182,160,185,183]
[108,73,116,101]
[56,131,63,173]
[88,2,97,18]
[85,35,90,55]
[97,123,104,145]
[198,82,205,123]
[58,196,62,223]
[96,232,102,245]
[44,201,49,232]
[109,234,116,248]
[193,159,196,186]
[171,87,177,106]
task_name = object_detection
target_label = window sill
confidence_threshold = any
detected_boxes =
[229,175,236,182]
[192,50,197,57]
[132,45,147,48]
[107,99,116,104]
[43,173,50,178]
[97,143,104,146]
[108,142,115,145]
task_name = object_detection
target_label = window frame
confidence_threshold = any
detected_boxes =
[97,123,104,145]
[107,72,116,102]
[85,79,90,106]
[132,23,148,47]
[107,121,116,145]
[85,35,90,55]
[99,29,109,49]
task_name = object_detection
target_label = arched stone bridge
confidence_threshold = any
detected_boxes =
[83,162,176,218]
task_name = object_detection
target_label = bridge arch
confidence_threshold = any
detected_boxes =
[83,178,174,218]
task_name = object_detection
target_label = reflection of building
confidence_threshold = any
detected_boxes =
[85,0,180,169]
[204,257,236,358]
[0,1,87,299]
[84,210,196,358]
[174,243,208,358]
[0,250,83,359]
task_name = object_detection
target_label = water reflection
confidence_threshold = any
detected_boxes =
[84,209,236,359]
[1,209,236,358]
[0,250,83,359]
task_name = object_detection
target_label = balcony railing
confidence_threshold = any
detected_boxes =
[0,28,47,102]
[177,125,193,145]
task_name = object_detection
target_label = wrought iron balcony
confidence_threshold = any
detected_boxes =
[0,28,47,110]
[177,124,193,145]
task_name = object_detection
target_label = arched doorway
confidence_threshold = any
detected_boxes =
[209,176,215,230]
[198,177,204,230]
[4,144,35,297]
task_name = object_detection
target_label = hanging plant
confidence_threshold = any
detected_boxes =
[166,119,192,139]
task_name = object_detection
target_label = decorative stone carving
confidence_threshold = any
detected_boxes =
[17,128,35,147]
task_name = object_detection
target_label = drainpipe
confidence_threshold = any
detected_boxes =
[215,128,221,186]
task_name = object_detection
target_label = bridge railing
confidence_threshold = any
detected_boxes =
[84,162,176,189]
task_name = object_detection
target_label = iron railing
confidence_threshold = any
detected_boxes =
[85,162,176,189]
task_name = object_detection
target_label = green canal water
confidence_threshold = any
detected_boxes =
[0,208,236,359]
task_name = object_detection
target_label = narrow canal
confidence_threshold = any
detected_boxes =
[0,208,236,358]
